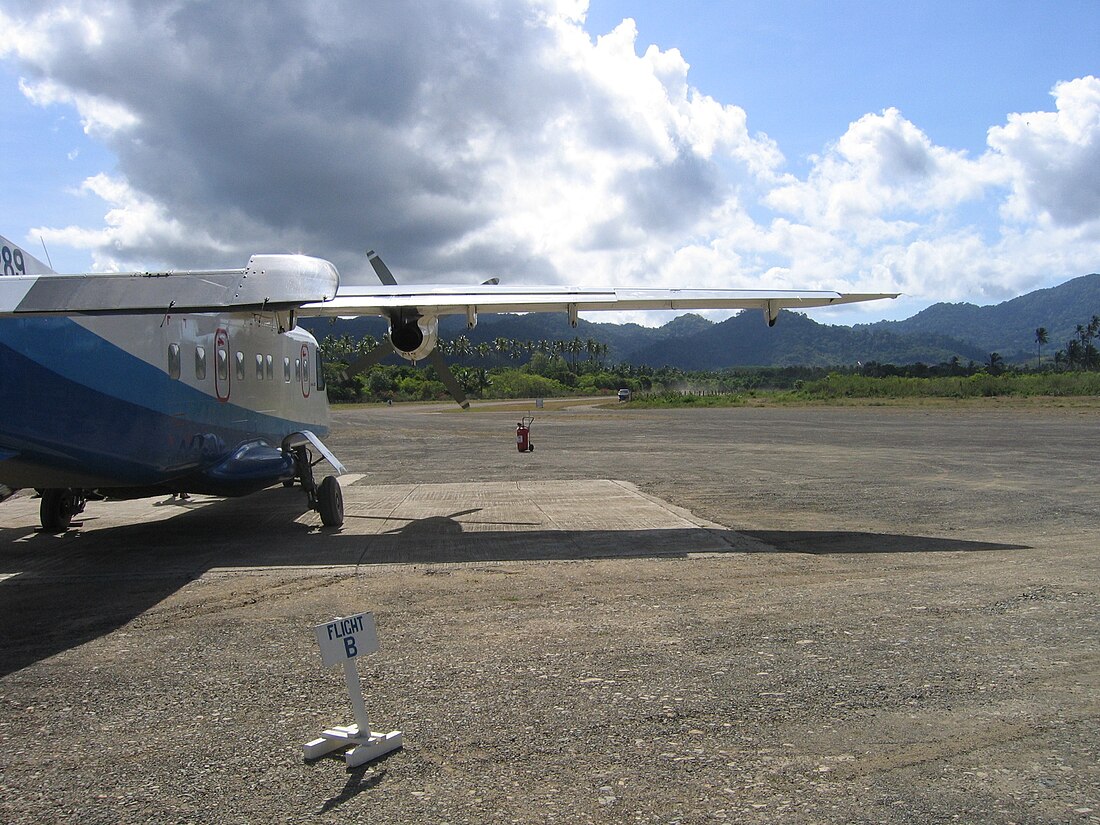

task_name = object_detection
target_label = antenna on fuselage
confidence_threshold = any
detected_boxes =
[39,236,54,271]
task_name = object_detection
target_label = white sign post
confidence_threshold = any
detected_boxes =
[302,612,403,768]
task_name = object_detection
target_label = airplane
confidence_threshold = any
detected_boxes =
[0,231,897,533]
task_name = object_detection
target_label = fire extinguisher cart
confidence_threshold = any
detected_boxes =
[516,416,535,452]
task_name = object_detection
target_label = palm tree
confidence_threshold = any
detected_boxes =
[584,338,600,364]
[567,337,583,371]
[987,352,1004,375]
[1035,327,1048,367]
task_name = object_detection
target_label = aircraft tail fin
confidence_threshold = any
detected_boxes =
[1,233,58,275]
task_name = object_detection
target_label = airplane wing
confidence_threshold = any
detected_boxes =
[299,283,898,325]
[0,231,896,322]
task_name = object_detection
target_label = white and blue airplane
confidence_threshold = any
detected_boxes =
[0,232,896,533]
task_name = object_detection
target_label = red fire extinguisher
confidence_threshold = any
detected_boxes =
[516,416,534,452]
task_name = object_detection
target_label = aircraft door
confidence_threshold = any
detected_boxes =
[300,343,311,398]
[215,328,231,401]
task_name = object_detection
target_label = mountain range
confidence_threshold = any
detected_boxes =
[303,273,1100,369]
[856,274,1100,362]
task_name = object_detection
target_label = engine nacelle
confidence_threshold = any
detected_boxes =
[389,314,440,363]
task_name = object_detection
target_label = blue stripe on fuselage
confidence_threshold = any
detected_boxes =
[0,316,326,489]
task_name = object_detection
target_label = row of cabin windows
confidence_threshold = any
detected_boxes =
[166,344,325,390]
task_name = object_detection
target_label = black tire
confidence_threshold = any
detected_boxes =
[40,489,77,533]
[317,476,344,528]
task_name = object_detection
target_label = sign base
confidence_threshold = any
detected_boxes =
[303,724,403,768]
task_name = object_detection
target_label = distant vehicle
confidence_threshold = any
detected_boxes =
[617,388,632,402]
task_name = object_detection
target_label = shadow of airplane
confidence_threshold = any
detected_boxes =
[0,487,1029,677]
[740,530,1031,555]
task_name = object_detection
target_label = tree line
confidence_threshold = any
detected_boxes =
[319,313,1100,404]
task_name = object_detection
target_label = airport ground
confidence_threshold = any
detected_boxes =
[0,400,1097,824]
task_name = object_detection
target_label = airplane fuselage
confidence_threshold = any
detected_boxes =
[0,311,330,497]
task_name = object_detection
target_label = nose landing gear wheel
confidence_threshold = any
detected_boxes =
[317,475,344,527]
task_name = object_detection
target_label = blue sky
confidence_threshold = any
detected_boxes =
[0,71,115,271]
[1,1,1098,325]
[586,1,1100,162]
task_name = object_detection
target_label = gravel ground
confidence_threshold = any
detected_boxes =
[1,400,1097,824]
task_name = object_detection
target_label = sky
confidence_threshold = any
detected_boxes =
[1,0,1098,326]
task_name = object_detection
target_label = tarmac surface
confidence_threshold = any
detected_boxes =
[0,399,1097,823]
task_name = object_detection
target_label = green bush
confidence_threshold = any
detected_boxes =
[489,370,570,398]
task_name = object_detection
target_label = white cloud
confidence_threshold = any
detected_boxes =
[753,87,1100,302]
[987,75,1100,227]
[765,108,1002,236]
[35,173,229,270]
[19,76,139,136]
[1,1,1097,316]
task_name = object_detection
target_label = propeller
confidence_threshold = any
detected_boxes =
[426,348,470,409]
[366,249,398,286]
[340,250,471,409]
[342,339,396,377]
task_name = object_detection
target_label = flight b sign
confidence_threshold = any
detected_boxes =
[313,612,379,668]
[305,611,402,768]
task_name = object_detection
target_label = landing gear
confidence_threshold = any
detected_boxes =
[317,475,344,527]
[289,444,344,528]
[40,488,86,533]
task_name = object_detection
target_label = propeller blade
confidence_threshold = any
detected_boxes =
[343,340,396,377]
[366,249,398,286]
[426,348,471,410]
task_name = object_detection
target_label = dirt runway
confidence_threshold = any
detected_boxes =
[1,400,1097,823]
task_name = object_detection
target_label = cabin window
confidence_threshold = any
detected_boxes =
[316,348,326,391]
[168,344,181,380]
[217,347,229,382]
[255,354,264,381]
[266,355,274,381]
[283,356,292,383]
[302,351,310,386]
[195,346,207,380]
[295,358,301,382]
[235,351,246,381]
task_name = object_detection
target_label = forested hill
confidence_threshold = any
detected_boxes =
[856,273,1100,361]
[617,310,985,368]
[302,272,1098,368]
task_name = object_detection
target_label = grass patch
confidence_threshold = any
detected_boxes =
[624,373,1100,408]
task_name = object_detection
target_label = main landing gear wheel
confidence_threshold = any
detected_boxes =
[288,443,345,528]
[40,488,86,533]
[317,475,344,528]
